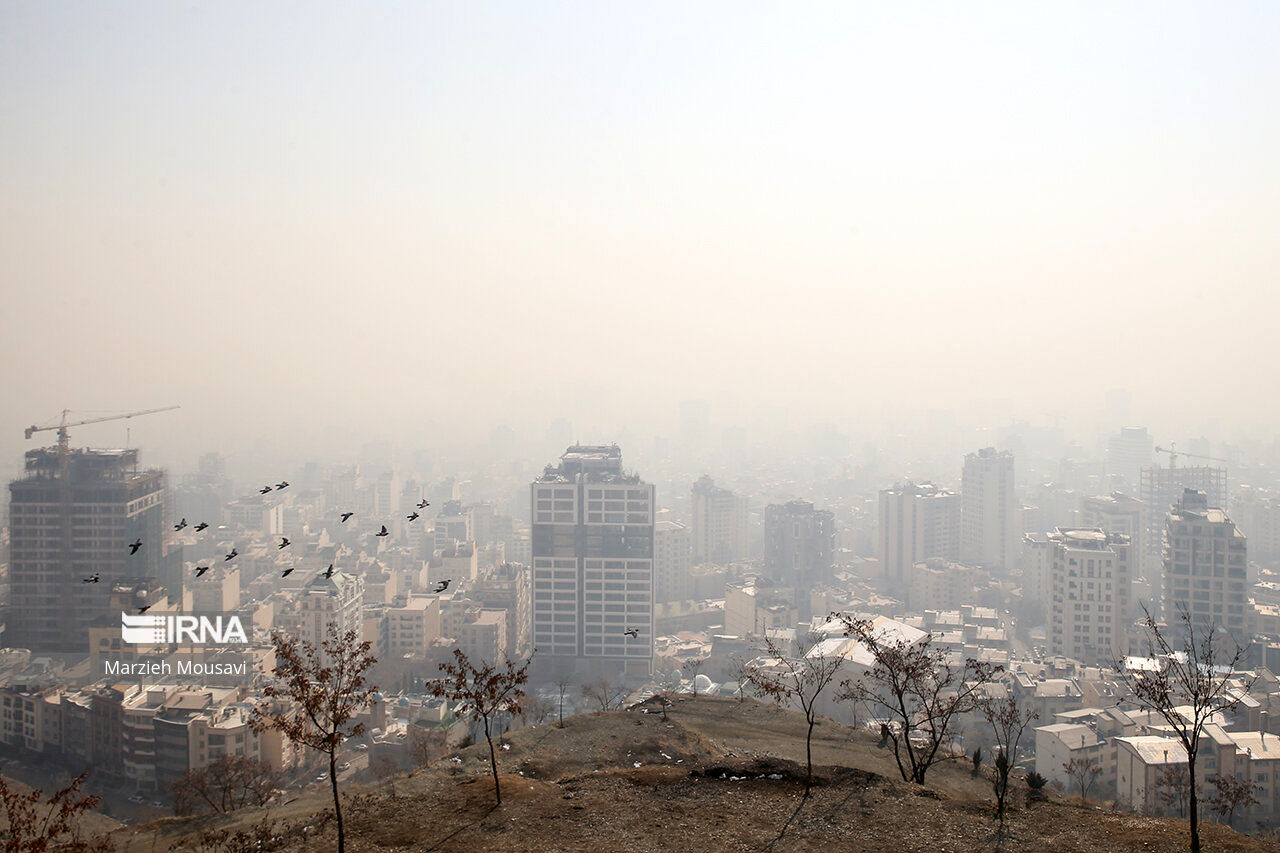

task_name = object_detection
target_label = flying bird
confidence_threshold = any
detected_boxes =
[173,518,188,531]
[376,525,389,537]
[83,573,100,584]
[434,579,451,593]
[281,567,294,578]
[194,522,209,532]
[128,538,143,555]
[323,563,335,578]
[624,628,639,638]
[340,512,354,523]
[406,512,419,521]
[259,485,273,494]
[224,548,238,561]
[195,566,210,577]
[416,499,429,509]
[276,481,289,490]
[278,537,291,550]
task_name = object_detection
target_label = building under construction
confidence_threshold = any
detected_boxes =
[1140,464,1228,578]
[7,447,166,653]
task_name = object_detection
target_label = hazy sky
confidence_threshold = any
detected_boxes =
[2,2,1278,471]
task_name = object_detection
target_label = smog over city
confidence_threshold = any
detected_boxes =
[1,3,1278,851]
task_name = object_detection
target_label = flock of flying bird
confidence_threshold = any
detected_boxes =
[86,485,643,638]
[82,484,454,613]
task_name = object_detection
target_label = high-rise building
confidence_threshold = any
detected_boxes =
[654,519,692,604]
[690,475,748,564]
[960,447,1018,572]
[8,448,165,653]
[1107,427,1154,492]
[763,500,835,618]
[299,568,365,657]
[1079,493,1145,578]
[878,482,960,586]
[531,445,654,678]
[1163,489,1247,636]
[1046,527,1132,665]
[1233,486,1280,565]
[1140,465,1227,577]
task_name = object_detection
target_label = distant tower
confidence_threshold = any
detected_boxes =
[763,500,836,619]
[8,448,165,653]
[961,447,1018,573]
[531,445,655,679]
[878,482,960,587]
[1107,427,1153,492]
[690,475,748,564]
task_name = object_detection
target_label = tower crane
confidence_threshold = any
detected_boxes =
[24,406,180,461]
[1154,443,1230,469]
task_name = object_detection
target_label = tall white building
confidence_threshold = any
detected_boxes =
[1079,493,1145,587]
[300,569,365,657]
[1047,527,1131,665]
[1107,427,1153,492]
[1163,489,1248,636]
[961,447,1018,573]
[531,445,654,678]
[654,519,692,604]
[690,475,748,564]
[878,482,960,586]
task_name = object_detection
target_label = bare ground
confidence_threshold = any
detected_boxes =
[109,697,1280,853]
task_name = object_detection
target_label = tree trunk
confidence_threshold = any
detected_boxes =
[805,717,814,796]
[485,716,501,805]
[1188,754,1199,853]
[329,749,344,853]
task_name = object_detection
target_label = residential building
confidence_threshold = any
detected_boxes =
[1140,465,1227,577]
[1047,528,1132,665]
[1079,493,1145,580]
[1107,427,1154,493]
[386,596,442,657]
[961,447,1018,573]
[654,519,692,604]
[299,568,365,653]
[878,482,960,587]
[690,475,748,564]
[472,562,532,658]
[1163,489,1248,636]
[763,500,836,619]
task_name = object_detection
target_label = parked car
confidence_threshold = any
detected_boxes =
[337,761,351,771]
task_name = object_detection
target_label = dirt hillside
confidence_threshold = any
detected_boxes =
[112,697,1280,852]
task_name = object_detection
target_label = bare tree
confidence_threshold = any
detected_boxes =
[581,676,628,712]
[519,694,553,727]
[253,624,377,853]
[429,649,530,806]
[407,726,446,770]
[836,614,1000,785]
[1062,756,1102,805]
[171,754,279,815]
[982,692,1038,823]
[1156,763,1192,817]
[743,630,843,796]
[0,772,106,853]
[1207,774,1260,828]
[1117,604,1253,853]
[553,677,573,727]
[730,654,752,703]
